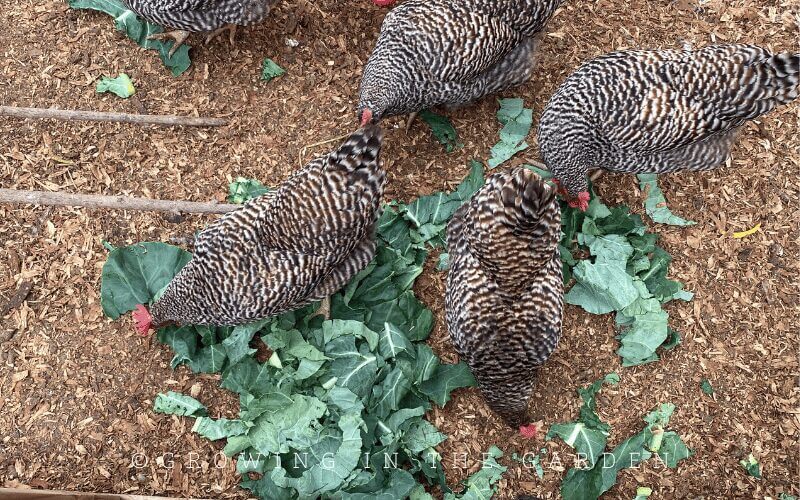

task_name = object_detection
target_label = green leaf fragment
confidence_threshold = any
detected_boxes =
[700,379,714,395]
[420,110,463,153]
[634,486,653,500]
[153,391,207,417]
[96,73,136,98]
[261,58,286,82]
[419,362,476,407]
[445,446,507,500]
[637,174,696,226]
[488,98,532,168]
[228,177,270,203]
[740,453,761,478]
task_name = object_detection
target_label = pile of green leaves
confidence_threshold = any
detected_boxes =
[523,168,693,366]
[100,181,495,499]
[548,375,692,499]
[69,0,191,76]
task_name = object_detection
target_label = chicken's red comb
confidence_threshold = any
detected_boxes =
[519,423,539,439]
[132,304,153,336]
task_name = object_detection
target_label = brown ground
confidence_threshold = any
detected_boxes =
[1,0,798,498]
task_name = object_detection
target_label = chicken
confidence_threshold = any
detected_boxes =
[133,125,385,334]
[445,166,563,429]
[358,0,563,126]
[122,0,277,56]
[538,44,800,211]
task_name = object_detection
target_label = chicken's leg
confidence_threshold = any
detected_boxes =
[147,30,191,58]
[205,24,238,46]
[315,296,331,320]
[405,111,419,134]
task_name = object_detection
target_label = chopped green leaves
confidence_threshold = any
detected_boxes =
[420,110,463,153]
[445,446,507,500]
[740,453,761,478]
[261,58,286,82]
[229,177,269,203]
[488,98,532,168]
[637,174,696,226]
[69,0,191,76]
[556,399,692,500]
[96,73,135,98]
[700,379,714,395]
[560,192,693,366]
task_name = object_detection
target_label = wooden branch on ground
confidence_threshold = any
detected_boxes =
[0,189,238,214]
[0,488,184,500]
[0,106,227,127]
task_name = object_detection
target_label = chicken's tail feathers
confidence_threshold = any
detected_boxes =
[460,166,562,286]
[768,51,800,100]
[328,124,384,173]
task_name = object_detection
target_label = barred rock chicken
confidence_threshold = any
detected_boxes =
[122,0,277,56]
[358,0,563,126]
[539,44,800,211]
[445,166,563,430]
[133,125,385,333]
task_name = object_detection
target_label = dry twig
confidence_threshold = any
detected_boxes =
[0,106,227,127]
[0,189,238,214]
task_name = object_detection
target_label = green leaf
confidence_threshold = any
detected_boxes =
[378,323,415,360]
[402,420,447,454]
[228,177,269,203]
[634,486,653,500]
[637,174,696,226]
[100,242,192,319]
[420,110,463,153]
[402,161,484,249]
[548,422,608,468]
[740,453,761,478]
[96,73,135,98]
[488,98,532,168]
[565,260,640,314]
[192,417,250,441]
[700,379,714,395]
[419,362,476,407]
[153,391,207,417]
[657,431,692,467]
[261,58,286,82]
[445,446,507,499]
[68,0,191,76]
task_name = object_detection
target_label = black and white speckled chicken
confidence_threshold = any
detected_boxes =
[445,166,563,430]
[123,0,277,56]
[539,44,800,211]
[132,125,385,333]
[358,0,563,126]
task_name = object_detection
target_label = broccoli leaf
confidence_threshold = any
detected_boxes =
[488,98,532,168]
[229,177,270,203]
[420,110,463,153]
[68,0,191,76]
[154,391,207,417]
[96,73,136,98]
[100,242,192,319]
[261,58,286,82]
[637,174,696,226]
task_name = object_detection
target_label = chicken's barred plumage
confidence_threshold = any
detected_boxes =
[445,167,563,427]
[146,125,385,328]
[123,0,274,33]
[358,0,563,123]
[539,44,800,201]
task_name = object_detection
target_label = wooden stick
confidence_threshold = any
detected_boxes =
[0,189,238,214]
[524,158,549,170]
[0,106,227,127]
[0,488,194,500]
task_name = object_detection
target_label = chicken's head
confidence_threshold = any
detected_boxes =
[133,304,153,336]
[552,178,590,212]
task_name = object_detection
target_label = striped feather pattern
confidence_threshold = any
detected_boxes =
[538,44,800,198]
[149,125,386,327]
[445,167,563,426]
[123,0,275,33]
